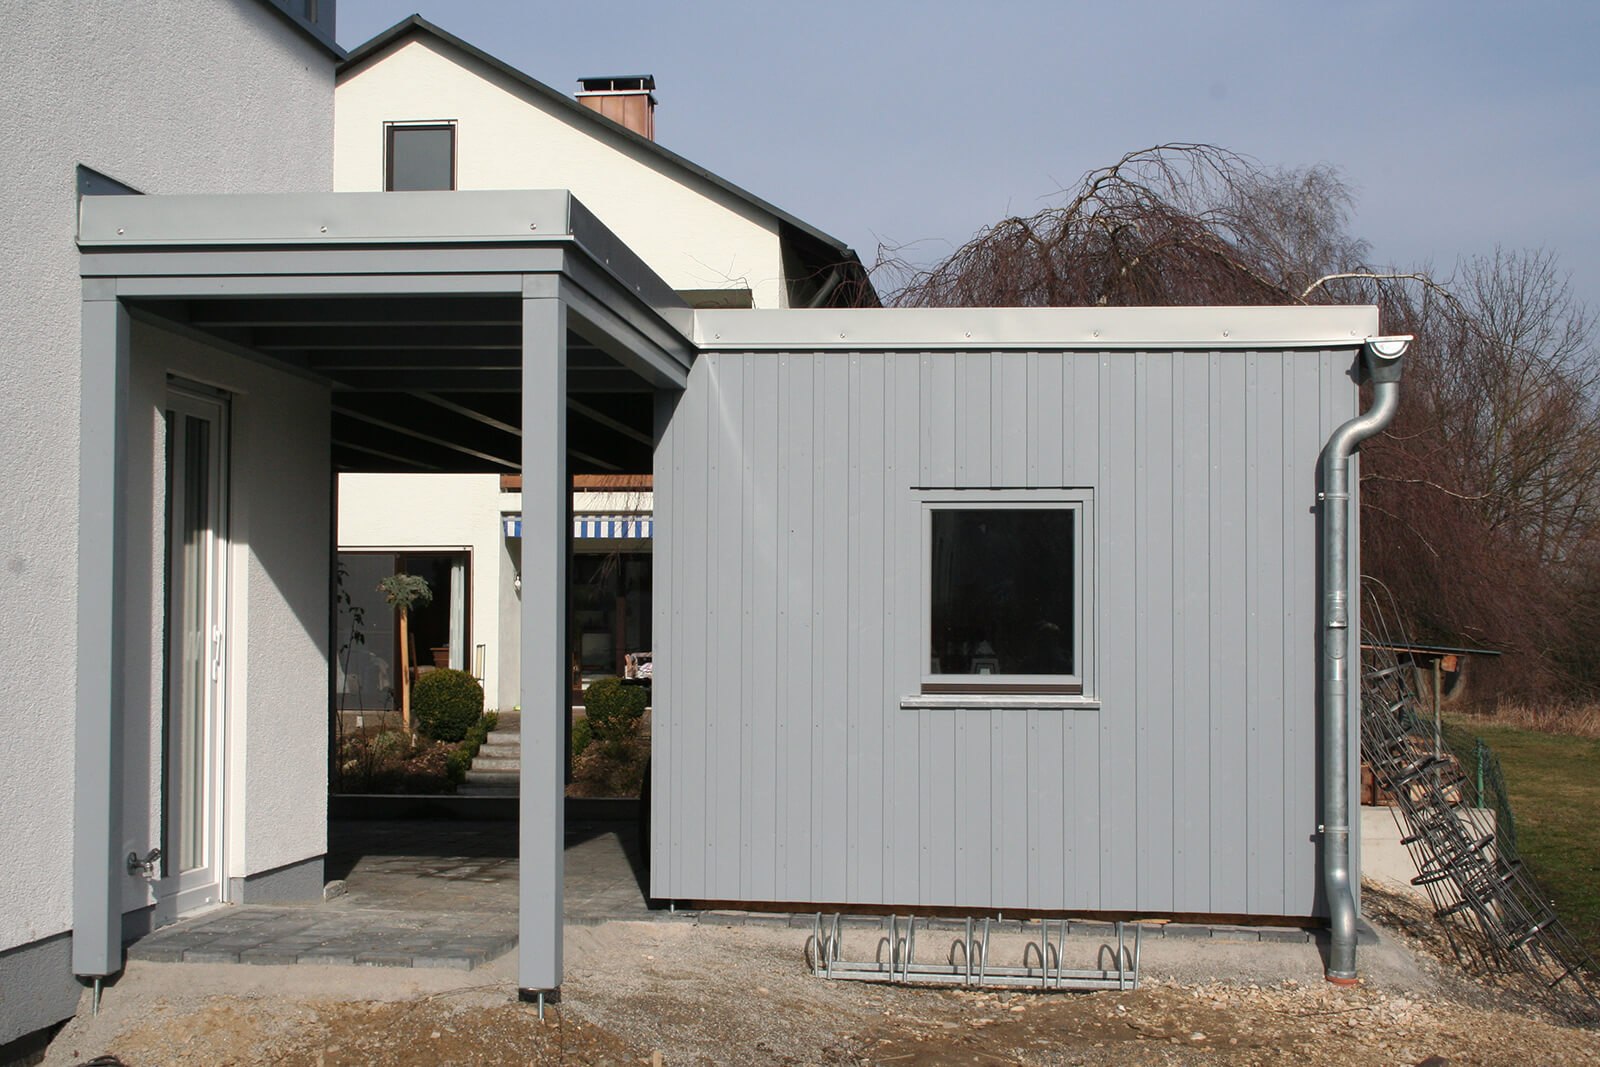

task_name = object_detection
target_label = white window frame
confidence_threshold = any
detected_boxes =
[903,488,1097,709]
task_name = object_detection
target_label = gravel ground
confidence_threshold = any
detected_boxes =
[41,894,1600,1066]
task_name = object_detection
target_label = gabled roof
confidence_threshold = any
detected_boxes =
[253,0,345,60]
[340,15,876,305]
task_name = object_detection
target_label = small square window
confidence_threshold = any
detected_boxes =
[385,123,456,191]
[922,493,1092,697]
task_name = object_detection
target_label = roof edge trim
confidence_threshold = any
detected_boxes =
[77,189,576,247]
[693,306,1383,351]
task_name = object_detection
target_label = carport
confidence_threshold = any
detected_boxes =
[73,189,692,999]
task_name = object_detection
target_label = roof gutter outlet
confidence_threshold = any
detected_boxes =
[806,265,845,308]
[1319,335,1410,984]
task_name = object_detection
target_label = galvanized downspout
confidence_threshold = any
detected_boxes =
[1320,335,1409,984]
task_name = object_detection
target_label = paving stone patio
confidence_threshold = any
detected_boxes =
[126,816,652,970]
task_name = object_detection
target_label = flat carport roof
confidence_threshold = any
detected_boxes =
[73,189,693,1001]
[79,189,696,473]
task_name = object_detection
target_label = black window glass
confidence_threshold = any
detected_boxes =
[386,125,454,191]
[930,509,1074,676]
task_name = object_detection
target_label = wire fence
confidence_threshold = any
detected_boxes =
[1438,724,1519,860]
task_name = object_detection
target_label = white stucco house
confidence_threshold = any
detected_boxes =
[0,0,342,1047]
[332,17,875,715]
[334,16,875,313]
[1,1,1400,1052]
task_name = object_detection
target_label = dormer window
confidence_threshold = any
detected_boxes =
[384,122,456,191]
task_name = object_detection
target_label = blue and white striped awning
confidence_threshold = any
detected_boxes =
[503,515,653,539]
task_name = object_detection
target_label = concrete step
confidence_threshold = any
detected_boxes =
[476,742,520,760]
[464,770,521,787]
[485,729,521,745]
[470,757,520,773]
[457,782,519,797]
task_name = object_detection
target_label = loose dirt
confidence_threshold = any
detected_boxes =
[42,902,1599,1066]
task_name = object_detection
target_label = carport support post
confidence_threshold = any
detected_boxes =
[519,283,567,997]
[73,286,129,980]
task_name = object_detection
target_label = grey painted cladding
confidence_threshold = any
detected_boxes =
[0,932,79,1047]
[653,345,1360,917]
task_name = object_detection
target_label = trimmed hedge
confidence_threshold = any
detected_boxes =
[413,668,484,742]
[582,676,647,746]
[445,710,499,788]
[571,715,594,756]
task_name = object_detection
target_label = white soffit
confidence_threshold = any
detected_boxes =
[694,306,1382,351]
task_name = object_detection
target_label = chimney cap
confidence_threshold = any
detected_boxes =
[578,75,656,92]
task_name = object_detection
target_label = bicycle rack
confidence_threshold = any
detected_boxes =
[1360,579,1600,1025]
[806,914,1139,991]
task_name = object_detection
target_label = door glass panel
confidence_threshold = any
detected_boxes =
[159,388,228,917]
[175,414,210,873]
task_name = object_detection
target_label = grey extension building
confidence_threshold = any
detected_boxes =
[0,0,1396,1048]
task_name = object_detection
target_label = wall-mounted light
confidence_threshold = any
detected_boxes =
[513,571,522,593]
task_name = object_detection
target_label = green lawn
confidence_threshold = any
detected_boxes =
[1445,714,1600,957]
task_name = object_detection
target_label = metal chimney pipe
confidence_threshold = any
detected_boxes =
[1319,335,1410,984]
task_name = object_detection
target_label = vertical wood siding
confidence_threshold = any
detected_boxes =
[653,347,1359,917]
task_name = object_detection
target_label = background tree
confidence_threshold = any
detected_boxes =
[888,144,1600,702]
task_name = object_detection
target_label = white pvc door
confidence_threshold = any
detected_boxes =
[156,386,229,922]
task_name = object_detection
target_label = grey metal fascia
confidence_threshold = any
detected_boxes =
[75,190,693,347]
[98,274,533,299]
[554,266,693,388]
[78,190,575,248]
[565,198,693,338]
[694,306,1382,351]
[78,247,571,280]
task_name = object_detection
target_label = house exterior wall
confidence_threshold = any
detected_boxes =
[127,324,333,900]
[653,346,1361,917]
[0,0,334,1043]
[337,473,509,707]
[333,38,791,307]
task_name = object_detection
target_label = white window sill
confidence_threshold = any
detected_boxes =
[900,694,1102,711]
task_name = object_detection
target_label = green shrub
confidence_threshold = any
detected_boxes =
[583,676,647,747]
[571,715,593,756]
[458,710,499,760]
[445,747,472,785]
[413,669,484,742]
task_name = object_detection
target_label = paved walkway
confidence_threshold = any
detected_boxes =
[126,817,1358,972]
[126,817,652,970]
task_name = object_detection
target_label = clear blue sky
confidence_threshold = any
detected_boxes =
[337,1,1600,316]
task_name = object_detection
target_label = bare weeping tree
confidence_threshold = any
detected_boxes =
[886,143,1362,308]
[888,144,1600,700]
[1352,252,1600,695]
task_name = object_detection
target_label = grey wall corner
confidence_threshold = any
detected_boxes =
[0,932,81,1048]
[229,855,327,904]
